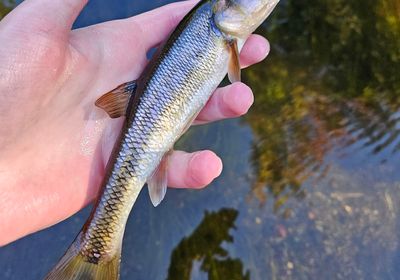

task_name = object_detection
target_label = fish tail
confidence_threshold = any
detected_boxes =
[45,237,121,280]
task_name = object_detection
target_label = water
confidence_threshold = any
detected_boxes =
[1,0,400,279]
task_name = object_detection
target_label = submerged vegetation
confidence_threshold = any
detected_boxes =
[244,0,400,207]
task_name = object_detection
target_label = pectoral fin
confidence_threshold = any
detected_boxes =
[227,39,241,83]
[95,80,137,118]
[147,151,172,207]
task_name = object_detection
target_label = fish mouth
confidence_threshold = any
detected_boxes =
[214,0,280,38]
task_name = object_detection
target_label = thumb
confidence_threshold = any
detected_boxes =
[2,0,88,37]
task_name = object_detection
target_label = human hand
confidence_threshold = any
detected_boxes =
[0,0,269,245]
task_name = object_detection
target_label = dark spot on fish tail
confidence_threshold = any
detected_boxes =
[87,256,100,264]
[85,251,102,264]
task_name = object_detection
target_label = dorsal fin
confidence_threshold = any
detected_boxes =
[95,80,137,118]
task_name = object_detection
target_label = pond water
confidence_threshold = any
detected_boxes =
[1,0,400,279]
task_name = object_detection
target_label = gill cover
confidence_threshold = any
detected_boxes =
[214,0,280,38]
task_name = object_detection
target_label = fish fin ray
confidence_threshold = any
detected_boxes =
[146,109,200,207]
[45,235,121,280]
[95,80,137,118]
[147,151,172,207]
[227,39,241,83]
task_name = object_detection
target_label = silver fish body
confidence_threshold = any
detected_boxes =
[45,0,280,279]
[81,1,230,260]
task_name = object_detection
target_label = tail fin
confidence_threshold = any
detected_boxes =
[45,240,121,280]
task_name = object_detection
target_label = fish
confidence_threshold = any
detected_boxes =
[45,0,280,279]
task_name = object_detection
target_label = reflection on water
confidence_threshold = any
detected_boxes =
[167,209,250,280]
[245,0,400,208]
[1,0,400,279]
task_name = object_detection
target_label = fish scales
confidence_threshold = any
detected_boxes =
[80,2,230,262]
[45,0,280,278]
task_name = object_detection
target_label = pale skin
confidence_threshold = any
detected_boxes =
[0,0,270,246]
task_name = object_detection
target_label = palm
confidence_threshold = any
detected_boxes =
[0,0,269,246]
